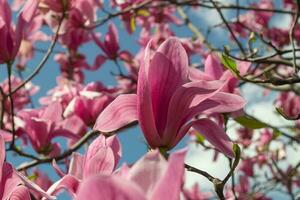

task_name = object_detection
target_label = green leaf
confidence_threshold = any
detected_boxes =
[272,129,282,139]
[137,9,150,17]
[234,115,267,129]
[249,32,256,43]
[28,173,38,181]
[130,17,136,32]
[195,133,205,144]
[232,143,241,169]
[221,53,239,75]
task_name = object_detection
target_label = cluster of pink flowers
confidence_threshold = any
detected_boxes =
[0,0,300,199]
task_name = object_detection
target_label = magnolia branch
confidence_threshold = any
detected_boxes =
[16,130,100,171]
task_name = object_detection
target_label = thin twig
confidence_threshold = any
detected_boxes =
[289,0,300,73]
[9,12,65,96]
[6,62,16,148]
[17,130,99,171]
[0,87,5,129]
[210,0,246,56]
[177,6,214,50]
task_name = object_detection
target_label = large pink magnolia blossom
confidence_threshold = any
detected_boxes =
[46,134,121,197]
[0,0,38,63]
[94,37,245,157]
[75,149,186,200]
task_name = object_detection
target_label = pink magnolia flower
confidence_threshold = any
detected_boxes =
[94,37,245,157]
[92,23,120,60]
[276,92,300,119]
[18,101,79,155]
[239,158,255,177]
[64,82,114,126]
[0,0,38,63]
[47,134,121,196]
[258,129,273,147]
[16,14,49,68]
[1,76,39,111]
[264,27,289,48]
[0,129,12,142]
[0,135,54,199]
[39,77,84,108]
[75,149,186,200]
[237,127,253,148]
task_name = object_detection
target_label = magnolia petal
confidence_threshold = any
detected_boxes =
[0,0,13,61]
[14,170,56,200]
[137,43,161,147]
[26,118,50,150]
[237,61,251,76]
[75,175,146,200]
[106,135,122,168]
[93,94,137,133]
[19,0,39,23]
[105,23,119,58]
[0,129,13,142]
[41,101,63,122]
[147,37,189,133]
[84,135,116,177]
[189,67,212,81]
[169,121,194,149]
[91,54,106,70]
[0,0,12,25]
[85,134,106,160]
[76,0,94,23]
[108,23,119,47]
[2,163,23,199]
[14,0,38,57]
[69,152,84,179]
[128,150,168,197]
[204,54,223,80]
[147,52,174,133]
[62,115,87,137]
[46,175,79,197]
[83,147,115,178]
[164,80,224,147]
[168,92,243,148]
[203,92,246,114]
[52,159,66,178]
[85,134,121,169]
[8,186,31,200]
[193,118,234,158]
[151,149,187,200]
[92,32,106,53]
[157,37,189,84]
[50,128,80,140]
